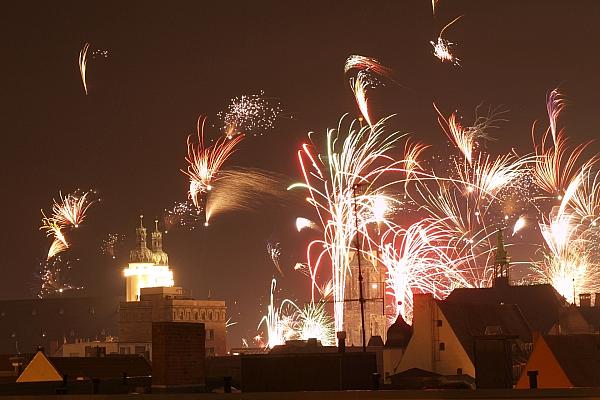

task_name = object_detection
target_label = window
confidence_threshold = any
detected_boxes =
[221,311,226,321]
[457,368,463,375]
[436,320,442,327]
[194,312,198,320]
[135,346,146,355]
[119,347,130,355]
[173,311,177,320]
[201,311,206,320]
[179,311,184,320]
[208,311,212,321]
[207,329,214,340]
[439,342,445,351]
[206,347,215,357]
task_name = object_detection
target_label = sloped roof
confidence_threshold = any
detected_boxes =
[578,307,600,330]
[438,301,533,363]
[446,283,565,333]
[48,355,151,380]
[543,335,600,387]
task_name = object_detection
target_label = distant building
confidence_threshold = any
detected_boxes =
[396,293,532,381]
[555,293,600,334]
[516,334,600,388]
[54,340,151,359]
[343,249,387,347]
[446,229,567,334]
[119,217,227,356]
[124,216,174,302]
[119,286,227,356]
[0,296,121,355]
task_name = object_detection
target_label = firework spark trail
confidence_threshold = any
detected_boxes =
[344,55,394,78]
[38,256,81,298]
[289,115,405,332]
[267,241,284,276]
[52,191,94,228]
[205,167,291,224]
[512,215,526,236]
[182,117,244,209]
[380,218,472,323]
[47,238,69,260]
[403,141,429,183]
[257,279,335,348]
[218,91,284,138]
[531,125,595,197]
[296,217,319,232]
[547,88,565,146]
[350,71,374,127]
[430,15,463,65]
[296,301,335,345]
[533,204,600,303]
[437,109,475,164]
[571,169,600,225]
[79,42,90,95]
[431,0,438,14]
[258,279,299,348]
[40,213,69,260]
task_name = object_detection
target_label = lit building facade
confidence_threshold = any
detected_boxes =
[124,216,174,302]
[119,287,227,356]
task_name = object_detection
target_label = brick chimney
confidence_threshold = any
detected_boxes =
[152,322,206,391]
[579,293,592,307]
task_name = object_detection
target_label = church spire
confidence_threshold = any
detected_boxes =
[151,218,169,265]
[493,228,510,286]
[129,215,154,263]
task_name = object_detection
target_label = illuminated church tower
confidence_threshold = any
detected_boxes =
[124,215,174,301]
[343,248,387,347]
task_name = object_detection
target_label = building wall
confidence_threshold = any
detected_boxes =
[383,347,405,383]
[397,294,474,377]
[119,293,227,356]
[515,336,572,389]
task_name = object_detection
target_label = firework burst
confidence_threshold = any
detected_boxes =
[218,91,284,138]
[182,117,244,209]
[431,16,463,65]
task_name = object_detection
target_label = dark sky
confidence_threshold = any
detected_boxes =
[2,1,600,346]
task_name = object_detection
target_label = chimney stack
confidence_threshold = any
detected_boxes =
[579,293,592,307]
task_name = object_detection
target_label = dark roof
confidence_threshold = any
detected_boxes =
[0,296,122,354]
[392,368,442,378]
[367,335,384,347]
[446,283,566,333]
[543,335,600,387]
[48,355,151,380]
[437,301,532,363]
[578,307,600,331]
[385,315,413,348]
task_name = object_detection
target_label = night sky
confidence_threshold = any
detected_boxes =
[3,1,600,346]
